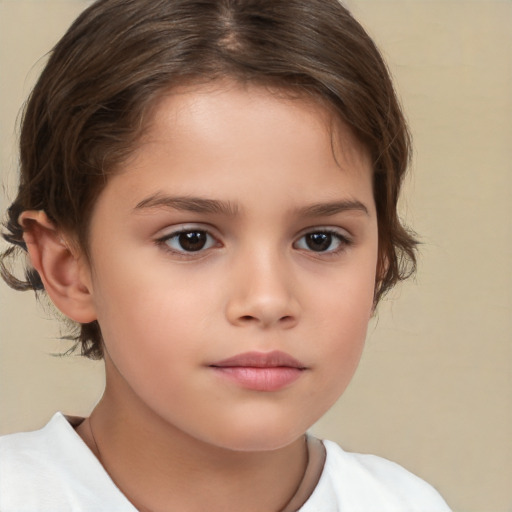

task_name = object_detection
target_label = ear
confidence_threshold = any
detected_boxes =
[19,210,97,324]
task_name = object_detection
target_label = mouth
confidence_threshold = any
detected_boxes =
[209,351,307,392]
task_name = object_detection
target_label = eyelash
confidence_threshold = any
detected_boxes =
[156,227,353,257]
[156,228,220,257]
[293,229,353,255]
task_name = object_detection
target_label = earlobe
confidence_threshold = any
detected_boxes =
[19,210,97,324]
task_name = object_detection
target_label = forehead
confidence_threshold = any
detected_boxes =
[95,80,374,219]
[137,80,371,173]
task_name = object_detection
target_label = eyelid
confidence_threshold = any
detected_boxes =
[293,226,354,254]
[155,223,222,256]
[153,224,353,257]
[155,222,220,239]
[296,225,353,241]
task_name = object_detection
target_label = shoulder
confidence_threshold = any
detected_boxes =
[0,413,135,512]
[301,440,451,512]
[0,413,87,483]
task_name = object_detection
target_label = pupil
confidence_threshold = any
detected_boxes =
[306,233,331,252]
[179,232,206,251]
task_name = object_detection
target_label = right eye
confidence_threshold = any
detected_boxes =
[160,229,218,253]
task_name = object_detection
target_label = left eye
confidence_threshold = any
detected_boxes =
[162,230,217,253]
[294,231,349,253]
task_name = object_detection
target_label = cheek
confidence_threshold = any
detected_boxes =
[91,260,219,364]
[312,258,376,378]
[320,253,376,324]
[94,282,203,409]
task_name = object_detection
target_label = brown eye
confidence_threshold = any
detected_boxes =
[178,231,207,251]
[305,233,332,252]
[294,230,351,253]
[163,230,216,252]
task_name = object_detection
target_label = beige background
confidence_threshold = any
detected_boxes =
[0,1,511,511]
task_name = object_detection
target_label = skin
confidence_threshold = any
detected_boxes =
[26,81,379,511]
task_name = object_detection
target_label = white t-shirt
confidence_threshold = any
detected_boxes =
[0,413,451,511]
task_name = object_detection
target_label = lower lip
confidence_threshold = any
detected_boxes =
[212,366,304,392]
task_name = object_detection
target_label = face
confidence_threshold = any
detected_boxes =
[83,81,378,451]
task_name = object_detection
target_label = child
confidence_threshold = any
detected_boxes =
[0,0,451,510]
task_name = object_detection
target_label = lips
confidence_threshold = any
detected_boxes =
[209,351,306,392]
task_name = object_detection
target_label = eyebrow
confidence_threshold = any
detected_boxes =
[134,194,239,216]
[134,194,369,218]
[298,199,369,217]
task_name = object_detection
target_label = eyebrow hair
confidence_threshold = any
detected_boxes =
[134,194,368,218]
[298,199,369,217]
[134,194,239,216]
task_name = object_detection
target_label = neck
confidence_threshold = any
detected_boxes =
[78,373,309,512]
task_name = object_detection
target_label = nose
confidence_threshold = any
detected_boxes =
[225,249,300,329]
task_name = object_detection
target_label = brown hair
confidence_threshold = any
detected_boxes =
[1,0,417,359]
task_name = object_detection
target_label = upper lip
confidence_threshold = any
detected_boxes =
[210,350,306,369]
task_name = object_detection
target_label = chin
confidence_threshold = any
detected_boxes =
[205,421,308,453]
[217,435,302,453]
